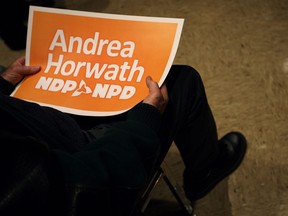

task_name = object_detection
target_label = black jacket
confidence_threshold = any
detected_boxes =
[0,76,162,216]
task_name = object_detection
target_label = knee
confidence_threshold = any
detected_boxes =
[168,65,204,87]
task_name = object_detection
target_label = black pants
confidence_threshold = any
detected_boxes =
[160,65,219,173]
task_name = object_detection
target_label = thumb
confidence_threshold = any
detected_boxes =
[18,65,41,76]
[146,76,159,93]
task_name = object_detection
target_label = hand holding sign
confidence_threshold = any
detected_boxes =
[143,76,168,114]
[1,56,41,86]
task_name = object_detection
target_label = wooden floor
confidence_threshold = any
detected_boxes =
[1,0,288,215]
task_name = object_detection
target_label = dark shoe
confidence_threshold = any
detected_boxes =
[184,131,247,201]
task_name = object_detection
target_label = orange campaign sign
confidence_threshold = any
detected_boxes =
[12,6,184,116]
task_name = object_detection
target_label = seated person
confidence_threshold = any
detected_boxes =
[0,56,247,215]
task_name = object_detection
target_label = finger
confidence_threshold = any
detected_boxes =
[146,76,160,94]
[17,65,41,75]
[160,83,169,102]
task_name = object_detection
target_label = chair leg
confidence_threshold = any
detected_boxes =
[140,168,164,213]
[140,161,196,216]
[161,161,195,215]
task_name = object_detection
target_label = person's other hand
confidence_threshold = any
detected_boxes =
[143,76,168,114]
[1,56,41,86]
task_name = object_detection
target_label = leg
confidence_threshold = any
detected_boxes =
[157,65,219,172]
[157,65,247,201]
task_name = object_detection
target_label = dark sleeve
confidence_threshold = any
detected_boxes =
[0,76,15,95]
[0,91,87,152]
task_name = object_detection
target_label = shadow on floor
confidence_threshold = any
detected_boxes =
[144,199,190,216]
[144,175,232,216]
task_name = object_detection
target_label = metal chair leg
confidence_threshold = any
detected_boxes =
[140,161,196,216]
[140,168,164,213]
[161,161,195,215]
